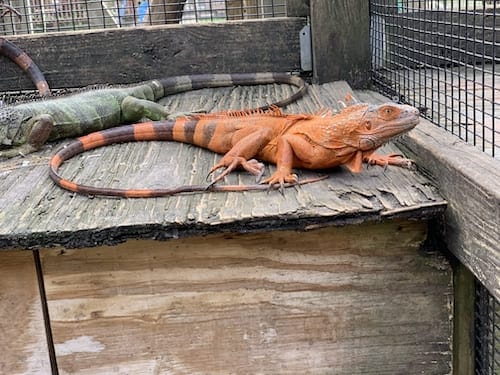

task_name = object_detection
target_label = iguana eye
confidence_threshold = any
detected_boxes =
[365,120,372,130]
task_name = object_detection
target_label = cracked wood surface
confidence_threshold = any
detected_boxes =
[0,81,446,250]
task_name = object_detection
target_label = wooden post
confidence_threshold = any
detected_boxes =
[0,250,52,374]
[286,0,309,17]
[453,260,475,375]
[310,0,371,87]
[396,118,500,301]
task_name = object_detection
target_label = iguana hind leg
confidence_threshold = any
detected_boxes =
[121,96,202,122]
[121,96,168,122]
[208,158,265,185]
[207,127,273,184]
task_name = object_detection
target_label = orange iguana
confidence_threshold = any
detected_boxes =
[49,102,420,198]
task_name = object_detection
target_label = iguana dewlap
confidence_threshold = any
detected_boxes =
[0,73,306,158]
[49,102,420,198]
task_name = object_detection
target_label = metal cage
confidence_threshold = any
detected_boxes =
[475,280,500,375]
[0,0,286,34]
[370,0,499,158]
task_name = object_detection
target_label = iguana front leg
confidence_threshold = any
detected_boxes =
[363,151,414,169]
[0,114,53,158]
[261,134,314,188]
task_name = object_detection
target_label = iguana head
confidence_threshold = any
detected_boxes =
[340,103,420,150]
[0,106,29,147]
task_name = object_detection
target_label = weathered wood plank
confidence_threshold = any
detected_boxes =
[310,0,370,86]
[40,220,452,374]
[356,89,500,301]
[0,18,305,91]
[0,250,52,374]
[0,82,447,250]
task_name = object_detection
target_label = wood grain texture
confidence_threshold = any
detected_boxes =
[310,0,370,86]
[0,18,305,91]
[356,89,500,301]
[0,251,51,374]
[0,82,446,250]
[40,220,452,374]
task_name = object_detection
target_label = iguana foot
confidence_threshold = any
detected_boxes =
[0,144,38,159]
[207,157,265,185]
[364,153,415,169]
[261,170,298,193]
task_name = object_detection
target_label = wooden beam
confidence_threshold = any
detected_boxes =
[0,250,52,374]
[40,220,451,373]
[397,119,500,300]
[310,0,370,86]
[0,19,305,91]
[355,88,500,301]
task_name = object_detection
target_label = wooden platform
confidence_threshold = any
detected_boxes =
[0,81,452,374]
[0,81,446,249]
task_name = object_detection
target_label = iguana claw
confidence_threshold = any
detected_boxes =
[261,172,298,193]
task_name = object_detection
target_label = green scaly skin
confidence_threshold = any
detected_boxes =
[0,82,166,158]
[0,73,307,158]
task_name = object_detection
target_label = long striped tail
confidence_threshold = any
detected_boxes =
[0,38,51,97]
[158,72,307,109]
[48,121,326,198]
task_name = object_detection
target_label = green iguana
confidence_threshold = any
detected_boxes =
[49,102,420,198]
[0,73,306,158]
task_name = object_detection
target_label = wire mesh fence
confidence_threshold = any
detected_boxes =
[369,2,500,373]
[0,0,286,35]
[370,0,499,158]
[475,280,500,375]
